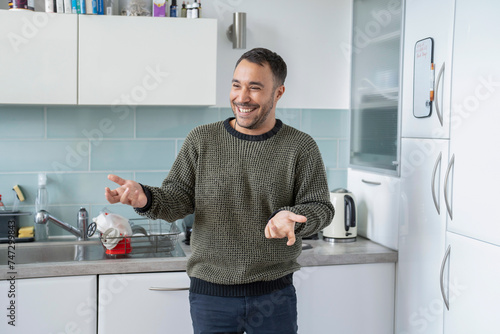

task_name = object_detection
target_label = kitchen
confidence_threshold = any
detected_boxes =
[0,0,499,333]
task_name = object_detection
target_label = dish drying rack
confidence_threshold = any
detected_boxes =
[100,218,181,255]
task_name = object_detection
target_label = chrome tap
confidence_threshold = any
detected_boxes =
[35,207,90,241]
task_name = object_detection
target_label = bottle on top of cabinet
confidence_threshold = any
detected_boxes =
[169,0,177,17]
[180,1,187,17]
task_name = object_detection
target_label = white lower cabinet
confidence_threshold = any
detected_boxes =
[296,263,395,333]
[443,232,500,334]
[347,169,400,250]
[0,275,97,333]
[98,271,191,333]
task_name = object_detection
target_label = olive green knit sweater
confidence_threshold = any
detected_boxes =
[137,118,334,287]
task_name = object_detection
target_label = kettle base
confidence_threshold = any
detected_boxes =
[323,236,357,243]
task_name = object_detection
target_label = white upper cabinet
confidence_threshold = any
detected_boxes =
[0,10,77,105]
[349,0,403,175]
[78,16,217,106]
[0,10,216,106]
[446,0,500,246]
[401,0,455,139]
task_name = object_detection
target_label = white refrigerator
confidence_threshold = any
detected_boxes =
[395,0,454,332]
[398,0,500,333]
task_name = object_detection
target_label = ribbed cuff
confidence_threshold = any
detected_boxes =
[134,184,152,213]
[189,274,293,297]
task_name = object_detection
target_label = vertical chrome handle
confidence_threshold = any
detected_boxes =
[431,152,442,215]
[440,245,451,311]
[434,63,445,127]
[444,154,455,220]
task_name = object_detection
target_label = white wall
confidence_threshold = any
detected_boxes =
[202,0,352,109]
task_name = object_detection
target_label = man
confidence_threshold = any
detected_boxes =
[105,47,334,333]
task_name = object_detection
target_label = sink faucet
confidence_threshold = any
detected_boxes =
[35,207,90,241]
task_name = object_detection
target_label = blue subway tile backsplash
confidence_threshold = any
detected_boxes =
[47,106,135,139]
[0,105,349,232]
[0,106,45,139]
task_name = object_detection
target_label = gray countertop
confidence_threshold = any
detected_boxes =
[0,235,397,280]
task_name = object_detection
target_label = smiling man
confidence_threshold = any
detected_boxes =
[105,48,334,333]
[229,52,285,135]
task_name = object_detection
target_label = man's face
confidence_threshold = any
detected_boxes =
[230,59,284,135]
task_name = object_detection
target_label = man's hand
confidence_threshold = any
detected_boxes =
[265,210,307,246]
[104,174,148,208]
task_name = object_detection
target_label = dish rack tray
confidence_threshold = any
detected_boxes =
[101,218,181,255]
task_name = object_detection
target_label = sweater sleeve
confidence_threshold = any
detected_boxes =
[134,131,198,222]
[278,141,334,237]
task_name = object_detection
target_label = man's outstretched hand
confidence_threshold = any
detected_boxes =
[105,174,148,209]
[265,210,307,246]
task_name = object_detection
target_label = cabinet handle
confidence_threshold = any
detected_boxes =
[444,154,455,220]
[434,62,445,127]
[431,152,442,215]
[440,245,451,311]
[149,287,190,291]
[362,179,382,186]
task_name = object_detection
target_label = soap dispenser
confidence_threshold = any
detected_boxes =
[35,173,49,241]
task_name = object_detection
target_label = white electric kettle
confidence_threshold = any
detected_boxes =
[323,188,357,243]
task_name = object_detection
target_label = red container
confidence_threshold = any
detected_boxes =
[105,237,132,255]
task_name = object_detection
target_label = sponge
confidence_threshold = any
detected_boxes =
[18,226,34,238]
[12,185,25,202]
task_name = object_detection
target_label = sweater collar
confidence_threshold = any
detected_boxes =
[223,118,283,142]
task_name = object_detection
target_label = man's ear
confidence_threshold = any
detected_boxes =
[275,85,285,101]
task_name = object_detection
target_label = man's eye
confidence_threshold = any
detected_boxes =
[250,86,261,90]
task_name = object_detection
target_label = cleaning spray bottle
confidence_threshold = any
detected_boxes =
[35,173,49,241]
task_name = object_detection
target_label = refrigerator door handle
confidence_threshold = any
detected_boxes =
[444,154,455,220]
[434,62,445,127]
[431,152,442,215]
[440,244,451,311]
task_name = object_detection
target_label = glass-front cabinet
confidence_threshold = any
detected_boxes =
[349,0,403,175]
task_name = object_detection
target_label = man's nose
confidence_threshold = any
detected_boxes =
[235,87,251,103]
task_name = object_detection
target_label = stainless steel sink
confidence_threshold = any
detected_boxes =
[0,241,107,264]
[0,237,186,265]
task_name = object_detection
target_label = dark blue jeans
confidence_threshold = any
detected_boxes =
[189,285,298,334]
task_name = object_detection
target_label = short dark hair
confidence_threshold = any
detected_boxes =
[235,48,287,89]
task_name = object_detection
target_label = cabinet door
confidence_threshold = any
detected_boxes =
[349,0,402,174]
[443,232,500,334]
[78,16,217,106]
[0,275,97,333]
[396,138,449,334]
[98,272,191,333]
[296,264,395,333]
[446,0,500,246]
[401,0,455,139]
[347,169,400,250]
[0,10,77,104]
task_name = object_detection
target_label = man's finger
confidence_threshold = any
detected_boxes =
[108,174,126,186]
[288,212,307,223]
[264,225,271,239]
[286,231,296,246]
[105,187,120,204]
[120,187,132,204]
